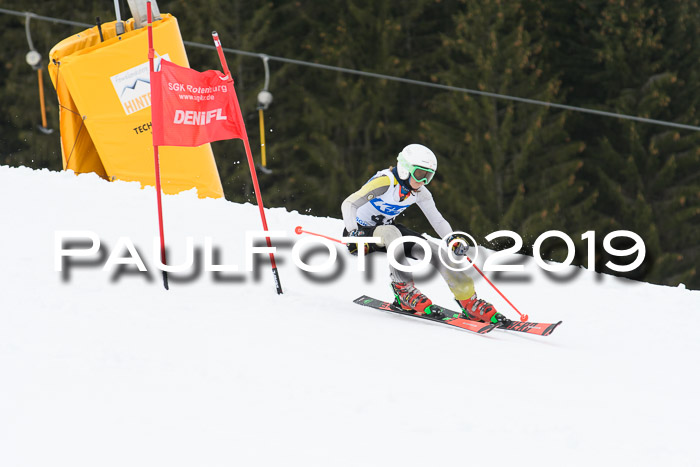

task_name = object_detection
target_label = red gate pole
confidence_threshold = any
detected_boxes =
[212,31,283,294]
[147,2,168,290]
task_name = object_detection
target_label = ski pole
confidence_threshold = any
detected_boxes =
[464,256,528,322]
[294,226,347,245]
[427,235,529,322]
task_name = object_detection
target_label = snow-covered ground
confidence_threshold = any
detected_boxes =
[1,165,699,467]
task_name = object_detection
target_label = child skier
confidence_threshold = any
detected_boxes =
[341,143,509,324]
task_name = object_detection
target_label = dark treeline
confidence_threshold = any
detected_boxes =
[1,0,698,288]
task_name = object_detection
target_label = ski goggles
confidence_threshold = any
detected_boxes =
[409,165,436,184]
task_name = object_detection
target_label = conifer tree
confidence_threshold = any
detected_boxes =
[564,0,700,287]
[232,0,455,216]
[420,0,587,257]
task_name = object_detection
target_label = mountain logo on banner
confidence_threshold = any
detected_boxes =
[110,54,170,115]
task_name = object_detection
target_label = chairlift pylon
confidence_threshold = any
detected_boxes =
[257,54,273,174]
[24,13,53,135]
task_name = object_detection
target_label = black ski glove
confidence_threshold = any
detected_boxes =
[446,233,470,256]
[347,228,372,256]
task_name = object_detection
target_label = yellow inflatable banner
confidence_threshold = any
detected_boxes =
[48,15,224,198]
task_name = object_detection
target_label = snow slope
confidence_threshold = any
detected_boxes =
[1,165,699,467]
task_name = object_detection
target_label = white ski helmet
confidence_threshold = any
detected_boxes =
[397,144,437,184]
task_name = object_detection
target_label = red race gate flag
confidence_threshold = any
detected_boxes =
[146,4,283,295]
[151,59,244,147]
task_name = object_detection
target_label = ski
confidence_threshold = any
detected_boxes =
[355,295,562,337]
[496,320,562,336]
[353,295,497,334]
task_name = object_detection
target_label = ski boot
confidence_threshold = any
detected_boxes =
[391,281,444,319]
[456,293,512,326]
